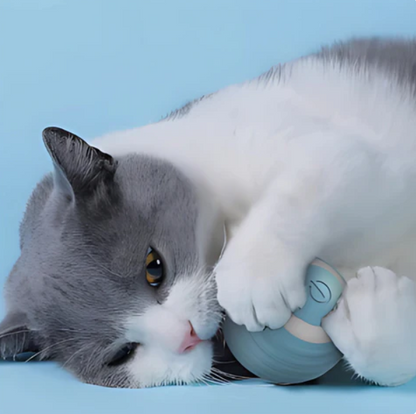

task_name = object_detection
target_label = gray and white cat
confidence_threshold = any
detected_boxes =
[2,38,416,388]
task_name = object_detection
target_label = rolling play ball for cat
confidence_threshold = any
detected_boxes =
[222,258,346,384]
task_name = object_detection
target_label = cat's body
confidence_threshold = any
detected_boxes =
[1,38,416,388]
[94,38,416,281]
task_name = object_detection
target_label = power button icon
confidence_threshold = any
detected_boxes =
[309,280,332,303]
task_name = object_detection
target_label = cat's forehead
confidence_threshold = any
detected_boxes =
[115,154,198,212]
[48,154,199,264]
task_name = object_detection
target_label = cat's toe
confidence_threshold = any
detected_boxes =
[251,290,291,330]
[216,259,307,332]
[252,272,306,329]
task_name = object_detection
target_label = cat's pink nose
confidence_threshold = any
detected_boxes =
[178,322,202,353]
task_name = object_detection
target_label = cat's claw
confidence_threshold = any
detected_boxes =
[322,266,416,386]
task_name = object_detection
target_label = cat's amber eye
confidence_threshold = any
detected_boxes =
[145,247,164,287]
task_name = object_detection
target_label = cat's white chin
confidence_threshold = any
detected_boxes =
[127,340,213,388]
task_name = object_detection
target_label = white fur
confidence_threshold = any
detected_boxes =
[93,56,416,386]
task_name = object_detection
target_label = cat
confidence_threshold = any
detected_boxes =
[1,37,416,388]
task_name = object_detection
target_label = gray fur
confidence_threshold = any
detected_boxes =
[315,38,416,91]
[257,37,416,91]
[162,93,214,121]
[1,128,201,387]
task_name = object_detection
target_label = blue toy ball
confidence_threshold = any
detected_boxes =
[222,258,346,384]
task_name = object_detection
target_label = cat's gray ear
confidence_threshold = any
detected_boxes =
[42,127,118,199]
[0,312,38,360]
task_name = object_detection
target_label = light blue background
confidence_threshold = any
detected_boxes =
[1,1,416,413]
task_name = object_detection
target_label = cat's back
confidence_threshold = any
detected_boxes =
[165,37,416,155]
[93,38,416,215]
[183,37,416,208]
[189,37,416,176]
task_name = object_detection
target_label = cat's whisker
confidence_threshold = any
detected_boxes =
[84,340,107,369]
[24,338,77,363]
[212,358,237,365]
[62,341,94,369]
[56,328,86,333]
[207,371,231,385]
[209,371,270,388]
[202,378,220,386]
[197,376,211,387]
[211,366,252,380]
[214,373,250,382]
[213,368,274,387]
[0,330,31,340]
[207,376,229,386]
[0,328,85,341]
[208,377,229,385]
[201,374,227,386]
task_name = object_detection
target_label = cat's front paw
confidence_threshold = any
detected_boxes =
[322,266,416,386]
[215,244,307,332]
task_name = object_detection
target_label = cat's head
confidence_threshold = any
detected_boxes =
[0,127,225,388]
